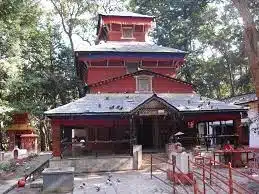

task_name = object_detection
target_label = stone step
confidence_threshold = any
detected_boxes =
[29,179,43,189]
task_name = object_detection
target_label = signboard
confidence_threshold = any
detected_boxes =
[138,109,167,116]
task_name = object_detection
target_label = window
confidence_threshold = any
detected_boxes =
[136,76,152,92]
[122,27,133,38]
[126,62,139,73]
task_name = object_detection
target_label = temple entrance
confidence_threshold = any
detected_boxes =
[15,134,21,148]
[137,117,154,149]
[133,96,180,151]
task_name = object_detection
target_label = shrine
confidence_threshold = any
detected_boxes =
[45,12,246,161]
[7,113,38,153]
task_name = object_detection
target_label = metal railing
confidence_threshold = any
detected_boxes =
[24,157,52,182]
[150,152,259,194]
[150,154,201,194]
[189,155,259,194]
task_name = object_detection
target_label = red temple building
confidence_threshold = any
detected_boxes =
[45,12,246,159]
[7,113,38,153]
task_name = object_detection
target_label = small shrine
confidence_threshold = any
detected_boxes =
[7,113,38,153]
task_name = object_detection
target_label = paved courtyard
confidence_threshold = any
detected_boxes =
[9,170,178,194]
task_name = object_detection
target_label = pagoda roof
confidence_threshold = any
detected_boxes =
[75,41,186,54]
[45,93,245,117]
[99,11,154,18]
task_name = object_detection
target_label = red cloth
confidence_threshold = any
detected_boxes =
[223,144,234,151]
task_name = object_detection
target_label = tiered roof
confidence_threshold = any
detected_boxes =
[45,93,245,116]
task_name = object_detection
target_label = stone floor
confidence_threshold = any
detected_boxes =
[0,152,52,194]
[9,170,187,194]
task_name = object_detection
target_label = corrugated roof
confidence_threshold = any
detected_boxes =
[75,41,186,53]
[99,11,154,18]
[224,93,257,105]
[45,93,245,116]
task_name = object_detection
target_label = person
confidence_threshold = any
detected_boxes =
[223,140,234,164]
[223,140,234,151]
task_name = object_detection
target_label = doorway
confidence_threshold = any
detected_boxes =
[15,135,21,148]
[137,117,154,149]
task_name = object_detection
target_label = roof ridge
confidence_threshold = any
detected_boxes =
[222,92,256,101]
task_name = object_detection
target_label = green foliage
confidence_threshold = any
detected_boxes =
[130,0,254,99]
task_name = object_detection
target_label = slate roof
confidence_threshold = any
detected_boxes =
[99,11,154,18]
[45,93,245,116]
[224,93,257,105]
[75,41,186,53]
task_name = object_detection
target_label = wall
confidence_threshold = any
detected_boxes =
[90,75,194,93]
[49,156,134,173]
[87,67,126,84]
[91,76,135,93]
[248,101,257,118]
[152,77,193,93]
[144,67,176,78]
[108,31,146,42]
[85,65,178,85]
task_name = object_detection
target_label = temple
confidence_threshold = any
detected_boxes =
[45,12,246,159]
[7,113,38,153]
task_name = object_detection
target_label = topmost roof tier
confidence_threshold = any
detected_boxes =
[99,11,154,18]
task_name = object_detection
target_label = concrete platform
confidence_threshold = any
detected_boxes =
[49,155,134,173]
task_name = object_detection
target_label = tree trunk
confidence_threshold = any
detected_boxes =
[39,119,46,151]
[232,0,259,110]
[225,56,235,96]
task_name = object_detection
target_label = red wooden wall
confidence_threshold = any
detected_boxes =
[86,67,178,85]
[87,67,126,84]
[90,75,194,93]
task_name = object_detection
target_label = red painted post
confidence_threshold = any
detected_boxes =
[193,177,198,194]
[209,158,212,185]
[228,162,233,194]
[172,155,176,194]
[203,157,206,194]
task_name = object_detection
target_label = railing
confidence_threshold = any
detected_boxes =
[24,157,52,182]
[189,155,259,194]
[150,154,201,194]
[60,138,137,158]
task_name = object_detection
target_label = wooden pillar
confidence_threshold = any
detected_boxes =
[234,118,242,145]
[51,120,61,158]
[153,117,159,149]
[130,117,133,156]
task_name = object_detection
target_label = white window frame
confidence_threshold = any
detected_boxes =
[135,75,153,93]
[121,27,134,39]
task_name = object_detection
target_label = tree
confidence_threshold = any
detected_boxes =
[50,0,127,97]
[130,0,254,99]
[8,23,78,150]
[232,0,259,104]
[50,0,126,47]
